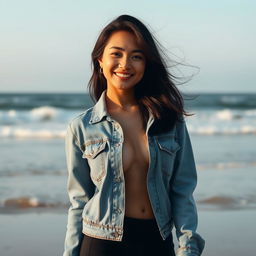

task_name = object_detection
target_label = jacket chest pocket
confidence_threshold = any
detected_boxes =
[157,136,180,177]
[82,139,108,183]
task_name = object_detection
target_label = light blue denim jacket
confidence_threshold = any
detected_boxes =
[63,90,205,256]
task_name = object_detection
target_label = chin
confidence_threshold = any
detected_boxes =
[113,83,136,90]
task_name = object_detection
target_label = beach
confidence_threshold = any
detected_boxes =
[1,135,255,255]
[0,92,256,255]
[0,208,255,256]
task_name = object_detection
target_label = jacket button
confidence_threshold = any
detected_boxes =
[114,177,122,182]
[117,230,122,235]
[115,208,122,214]
[111,232,119,238]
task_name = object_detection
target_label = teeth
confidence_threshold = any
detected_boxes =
[115,73,131,78]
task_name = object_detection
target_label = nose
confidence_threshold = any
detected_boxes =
[119,56,131,70]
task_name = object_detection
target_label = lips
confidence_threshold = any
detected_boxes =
[114,72,133,79]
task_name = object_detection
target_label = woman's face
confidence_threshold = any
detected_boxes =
[98,30,146,91]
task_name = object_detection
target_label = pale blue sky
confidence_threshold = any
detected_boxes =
[0,0,255,93]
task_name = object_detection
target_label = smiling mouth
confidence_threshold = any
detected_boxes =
[114,72,133,79]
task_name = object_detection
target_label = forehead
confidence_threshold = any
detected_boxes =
[105,30,142,50]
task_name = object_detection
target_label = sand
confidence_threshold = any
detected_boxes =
[0,208,255,256]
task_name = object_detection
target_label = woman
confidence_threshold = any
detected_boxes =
[63,15,205,256]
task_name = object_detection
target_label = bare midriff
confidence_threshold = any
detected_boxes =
[109,108,155,220]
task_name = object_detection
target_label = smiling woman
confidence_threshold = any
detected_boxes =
[63,14,205,256]
[98,31,146,92]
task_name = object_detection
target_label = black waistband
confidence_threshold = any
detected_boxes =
[123,215,164,241]
[124,215,157,225]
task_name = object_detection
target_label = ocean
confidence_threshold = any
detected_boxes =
[0,92,255,212]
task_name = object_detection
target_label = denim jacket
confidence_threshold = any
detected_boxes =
[63,90,205,256]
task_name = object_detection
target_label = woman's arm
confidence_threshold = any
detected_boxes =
[170,119,205,256]
[63,122,95,256]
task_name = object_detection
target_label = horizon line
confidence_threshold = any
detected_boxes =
[0,91,256,95]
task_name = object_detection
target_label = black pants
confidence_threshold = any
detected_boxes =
[80,216,175,256]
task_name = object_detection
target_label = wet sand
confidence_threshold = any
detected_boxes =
[0,209,255,256]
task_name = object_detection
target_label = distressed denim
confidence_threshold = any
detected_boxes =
[63,90,205,256]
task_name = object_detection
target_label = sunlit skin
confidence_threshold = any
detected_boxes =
[98,31,155,219]
[98,30,146,111]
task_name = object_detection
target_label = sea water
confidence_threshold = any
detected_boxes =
[0,92,255,211]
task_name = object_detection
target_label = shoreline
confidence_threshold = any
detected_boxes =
[1,202,256,215]
[0,209,255,256]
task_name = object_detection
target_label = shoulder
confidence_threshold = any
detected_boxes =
[67,107,94,133]
[174,114,186,131]
[174,115,190,144]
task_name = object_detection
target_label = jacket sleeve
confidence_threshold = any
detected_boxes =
[63,122,95,256]
[170,119,205,256]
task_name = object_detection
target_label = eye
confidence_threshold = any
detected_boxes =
[132,55,143,60]
[111,52,121,57]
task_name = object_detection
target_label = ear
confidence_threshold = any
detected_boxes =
[98,58,103,68]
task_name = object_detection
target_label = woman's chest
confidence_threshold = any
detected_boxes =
[109,112,149,173]
[121,128,149,173]
[80,120,179,185]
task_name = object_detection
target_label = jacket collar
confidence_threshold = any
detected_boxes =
[89,89,155,133]
[89,90,109,124]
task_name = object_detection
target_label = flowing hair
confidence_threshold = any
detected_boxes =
[88,14,192,135]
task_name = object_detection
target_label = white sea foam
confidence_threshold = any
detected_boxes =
[197,162,256,171]
[215,109,233,120]
[1,107,256,138]
[220,95,246,105]
[0,126,66,138]
[0,106,82,138]
[245,109,256,117]
[185,108,256,135]
[0,106,79,125]
[188,125,256,135]
[8,110,16,117]
[30,106,58,121]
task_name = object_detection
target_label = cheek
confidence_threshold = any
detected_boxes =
[137,64,146,77]
[104,59,117,70]
[103,61,118,80]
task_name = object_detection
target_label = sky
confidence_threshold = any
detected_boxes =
[0,0,255,93]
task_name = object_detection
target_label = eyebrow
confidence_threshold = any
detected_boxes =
[109,46,143,53]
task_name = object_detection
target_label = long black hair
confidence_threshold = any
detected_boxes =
[88,14,192,135]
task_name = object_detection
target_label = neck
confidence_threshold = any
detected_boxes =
[105,88,138,112]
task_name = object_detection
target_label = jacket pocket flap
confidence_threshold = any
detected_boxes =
[157,137,180,155]
[82,139,107,159]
